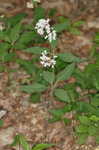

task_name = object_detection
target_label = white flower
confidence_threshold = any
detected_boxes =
[40,50,57,68]
[35,18,57,42]
[50,59,56,68]
[37,28,44,35]
[45,24,51,34]
[26,2,34,8]
[35,19,50,30]
[35,19,50,35]
[45,29,56,42]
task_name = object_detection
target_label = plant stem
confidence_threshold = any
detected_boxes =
[50,44,55,97]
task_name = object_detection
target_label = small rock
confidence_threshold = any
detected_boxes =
[0,109,7,119]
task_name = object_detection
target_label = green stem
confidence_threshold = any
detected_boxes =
[50,44,55,97]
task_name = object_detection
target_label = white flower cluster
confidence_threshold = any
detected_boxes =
[35,19,57,42]
[40,50,57,68]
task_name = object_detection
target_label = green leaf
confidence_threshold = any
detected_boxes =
[11,135,20,146]
[10,23,21,42]
[54,22,67,33]
[21,83,47,93]
[63,118,71,125]
[89,115,99,122]
[79,116,90,125]
[34,7,45,21]
[48,117,61,123]
[19,135,31,150]
[88,126,98,136]
[64,84,77,102]
[91,94,99,107]
[94,32,99,44]
[42,71,55,84]
[30,93,41,103]
[0,66,5,72]
[49,108,66,118]
[6,13,27,26]
[77,134,88,144]
[56,63,75,82]
[0,43,11,61]
[73,21,85,27]
[69,27,82,35]
[50,40,57,49]
[48,8,57,17]
[11,134,31,150]
[58,16,70,24]
[32,143,53,150]
[93,74,99,90]
[76,125,88,133]
[49,106,72,122]
[3,53,16,62]
[17,59,36,75]
[76,102,99,116]
[58,52,81,63]
[0,31,10,42]
[84,63,98,75]
[54,89,70,102]
[0,43,10,52]
[22,47,49,54]
[16,31,37,46]
[96,136,99,144]
[0,120,4,127]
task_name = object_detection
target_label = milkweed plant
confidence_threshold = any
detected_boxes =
[0,0,99,145]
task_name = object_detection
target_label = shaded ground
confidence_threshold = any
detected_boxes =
[0,0,99,150]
